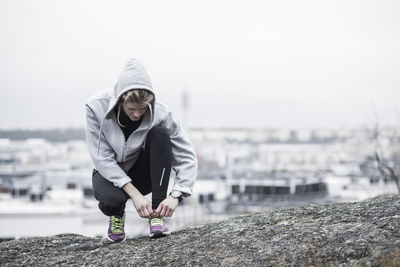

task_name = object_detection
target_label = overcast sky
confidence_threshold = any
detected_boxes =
[0,0,399,130]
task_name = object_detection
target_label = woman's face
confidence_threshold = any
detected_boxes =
[122,101,148,121]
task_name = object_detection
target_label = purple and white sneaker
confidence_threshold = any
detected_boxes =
[149,211,171,238]
[107,212,126,242]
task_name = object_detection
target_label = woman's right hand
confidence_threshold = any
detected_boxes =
[132,194,153,218]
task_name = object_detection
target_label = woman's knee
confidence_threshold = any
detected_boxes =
[147,126,170,141]
[92,170,128,207]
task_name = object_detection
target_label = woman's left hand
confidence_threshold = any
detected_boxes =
[156,195,179,217]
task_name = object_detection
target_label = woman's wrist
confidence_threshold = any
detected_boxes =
[122,182,142,199]
[170,195,179,205]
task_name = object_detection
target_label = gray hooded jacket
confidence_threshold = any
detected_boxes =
[85,58,198,196]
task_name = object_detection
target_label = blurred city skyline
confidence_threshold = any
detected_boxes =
[0,0,399,130]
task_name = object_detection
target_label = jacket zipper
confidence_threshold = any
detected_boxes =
[110,118,150,159]
[121,141,127,161]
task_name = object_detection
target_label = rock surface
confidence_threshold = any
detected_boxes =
[1,195,400,266]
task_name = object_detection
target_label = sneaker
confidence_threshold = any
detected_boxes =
[107,212,126,242]
[149,211,171,238]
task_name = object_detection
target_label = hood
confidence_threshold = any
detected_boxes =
[104,58,156,119]
[96,58,156,155]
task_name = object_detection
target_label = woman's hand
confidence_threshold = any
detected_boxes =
[123,182,153,218]
[156,195,179,217]
[132,194,153,218]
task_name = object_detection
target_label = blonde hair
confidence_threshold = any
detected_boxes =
[117,89,154,127]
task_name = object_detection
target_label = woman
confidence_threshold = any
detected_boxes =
[85,58,198,242]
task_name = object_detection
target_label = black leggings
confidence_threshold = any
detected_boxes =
[92,126,172,217]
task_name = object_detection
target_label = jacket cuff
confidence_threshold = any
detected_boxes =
[172,185,192,198]
[116,176,132,188]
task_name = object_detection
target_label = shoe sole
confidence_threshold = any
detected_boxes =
[149,230,171,238]
[107,235,126,243]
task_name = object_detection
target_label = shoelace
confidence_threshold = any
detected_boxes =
[149,216,163,226]
[111,216,124,234]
